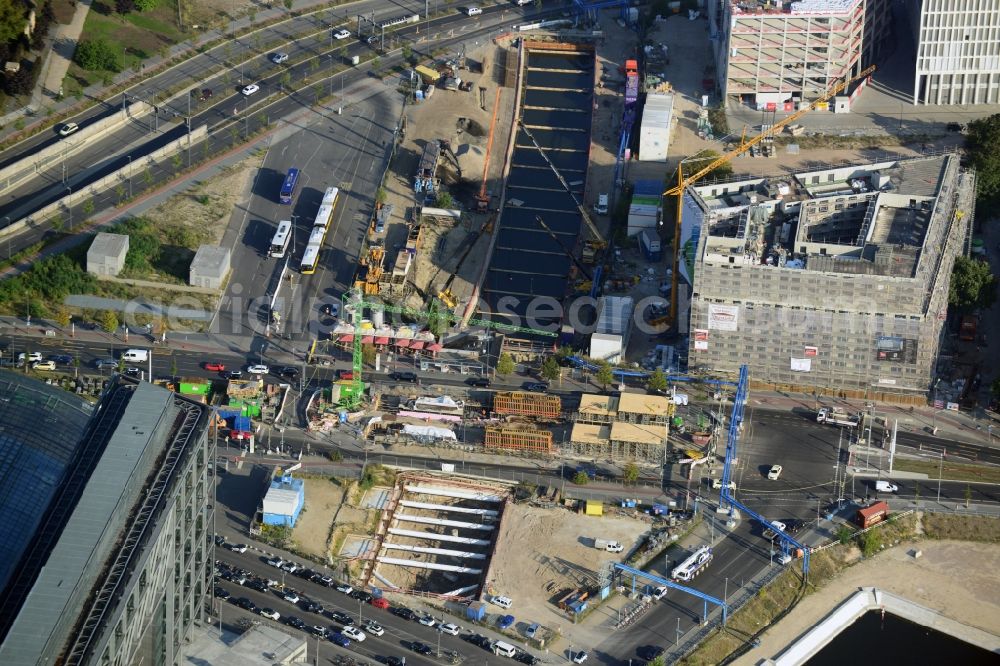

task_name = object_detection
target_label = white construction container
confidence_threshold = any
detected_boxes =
[638,93,674,162]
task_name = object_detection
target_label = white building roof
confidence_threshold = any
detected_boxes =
[595,296,634,336]
[262,487,299,516]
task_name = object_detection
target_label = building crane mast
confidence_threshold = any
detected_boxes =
[339,288,556,409]
[660,65,876,326]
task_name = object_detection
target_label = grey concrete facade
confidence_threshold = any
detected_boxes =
[683,154,974,398]
[906,0,1000,105]
[707,0,880,109]
[87,232,129,277]
[189,244,231,290]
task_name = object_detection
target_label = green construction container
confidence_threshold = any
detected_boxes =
[179,382,210,395]
[225,400,261,417]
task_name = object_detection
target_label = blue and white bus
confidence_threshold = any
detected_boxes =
[268,219,293,258]
[279,168,300,204]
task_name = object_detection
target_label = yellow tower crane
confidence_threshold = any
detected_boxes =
[661,65,876,326]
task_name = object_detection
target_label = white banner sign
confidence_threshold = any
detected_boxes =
[790,357,811,372]
[707,304,739,331]
[694,340,708,351]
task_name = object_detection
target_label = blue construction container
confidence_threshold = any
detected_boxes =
[233,415,252,432]
[633,179,663,197]
[466,601,486,622]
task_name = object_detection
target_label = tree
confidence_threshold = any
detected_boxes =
[116,0,136,13]
[172,153,182,171]
[3,65,33,96]
[54,305,72,328]
[134,0,158,10]
[836,525,854,545]
[435,191,454,209]
[572,470,590,485]
[375,186,388,205]
[284,0,294,9]
[402,44,413,64]
[949,256,997,312]
[361,343,376,365]
[49,213,64,232]
[143,167,152,184]
[0,0,27,44]
[595,360,614,389]
[856,530,882,557]
[280,70,292,90]
[623,462,639,485]
[74,39,122,72]
[647,368,668,393]
[683,149,733,183]
[101,309,119,333]
[965,113,1000,203]
[540,356,560,382]
[496,352,515,376]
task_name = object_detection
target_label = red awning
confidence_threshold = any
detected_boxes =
[427,343,443,352]
[374,336,390,345]
[409,340,425,350]
[361,336,375,345]
[338,334,353,343]
[395,339,411,348]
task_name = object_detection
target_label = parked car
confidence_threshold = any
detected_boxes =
[409,641,433,655]
[515,653,539,665]
[50,354,73,365]
[242,83,261,96]
[214,586,230,599]
[439,622,460,635]
[329,633,351,648]
[335,583,353,595]
[497,614,515,630]
[490,595,513,609]
[572,651,589,664]
[311,625,328,637]
[364,620,384,636]
[766,464,783,481]
[329,610,354,626]
[386,658,404,666]
[283,591,300,604]
[94,358,118,369]
[318,575,334,586]
[224,370,243,379]
[389,370,418,383]
[333,28,351,39]
[59,122,79,136]
[32,360,56,371]
[18,352,42,363]
[523,382,548,392]
[204,362,226,372]
[418,614,437,627]
[266,557,285,568]
[259,608,280,620]
[342,626,366,642]
[285,616,306,630]
[271,52,289,64]
[349,589,372,603]
[247,364,270,375]
[391,606,417,621]
[228,543,248,553]
[466,376,491,387]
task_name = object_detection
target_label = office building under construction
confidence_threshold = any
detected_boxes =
[492,391,561,419]
[568,392,674,463]
[484,427,554,454]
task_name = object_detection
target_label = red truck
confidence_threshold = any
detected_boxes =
[855,501,890,529]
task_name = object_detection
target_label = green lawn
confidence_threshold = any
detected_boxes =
[64,0,193,92]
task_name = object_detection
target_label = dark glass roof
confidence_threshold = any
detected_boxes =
[0,371,92,592]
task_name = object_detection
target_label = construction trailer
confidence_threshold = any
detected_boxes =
[484,427,554,454]
[569,421,667,463]
[492,391,561,419]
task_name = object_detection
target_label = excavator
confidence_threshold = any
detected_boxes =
[476,88,503,214]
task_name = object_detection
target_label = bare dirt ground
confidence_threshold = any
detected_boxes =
[377,41,517,313]
[737,539,1000,665]
[488,503,651,630]
[292,476,346,559]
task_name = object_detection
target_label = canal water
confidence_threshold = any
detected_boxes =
[807,611,998,664]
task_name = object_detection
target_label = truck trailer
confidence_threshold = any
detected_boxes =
[670,546,712,582]
[816,406,860,427]
[855,501,890,529]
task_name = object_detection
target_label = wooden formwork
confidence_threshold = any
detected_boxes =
[492,391,561,419]
[484,427,554,454]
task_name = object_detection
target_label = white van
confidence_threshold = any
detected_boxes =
[466,6,482,15]
[875,480,899,493]
[122,349,149,363]
[514,0,535,5]
[491,595,513,609]
[493,641,517,658]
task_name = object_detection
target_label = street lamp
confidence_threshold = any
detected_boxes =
[126,155,132,198]
[1,216,10,260]
[65,186,72,227]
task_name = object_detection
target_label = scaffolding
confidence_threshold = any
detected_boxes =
[484,426,554,454]
[569,422,666,463]
[492,391,561,419]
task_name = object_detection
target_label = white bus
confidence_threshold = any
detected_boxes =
[300,244,320,274]
[313,187,339,231]
[269,219,293,257]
